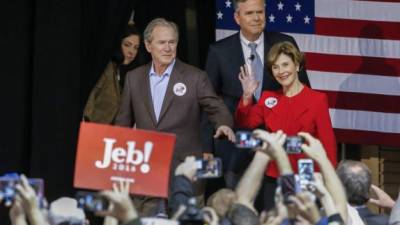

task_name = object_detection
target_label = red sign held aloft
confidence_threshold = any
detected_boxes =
[74,122,176,198]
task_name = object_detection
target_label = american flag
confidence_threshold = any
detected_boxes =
[215,0,400,147]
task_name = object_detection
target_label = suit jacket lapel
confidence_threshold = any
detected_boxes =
[141,63,158,126]
[157,59,183,124]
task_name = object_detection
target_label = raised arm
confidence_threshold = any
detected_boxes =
[169,156,198,214]
[299,132,348,222]
[14,175,47,225]
[235,150,270,212]
[235,129,290,211]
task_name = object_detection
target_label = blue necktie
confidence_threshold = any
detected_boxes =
[248,42,263,100]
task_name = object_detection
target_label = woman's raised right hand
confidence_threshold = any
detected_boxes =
[238,64,259,101]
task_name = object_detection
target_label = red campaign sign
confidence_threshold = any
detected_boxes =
[74,122,176,198]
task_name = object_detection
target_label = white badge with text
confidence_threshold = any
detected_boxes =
[265,97,278,108]
[173,83,187,96]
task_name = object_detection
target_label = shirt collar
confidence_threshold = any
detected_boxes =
[149,59,176,77]
[240,31,264,48]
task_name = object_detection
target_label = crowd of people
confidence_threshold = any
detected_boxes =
[2,0,397,224]
[2,130,400,225]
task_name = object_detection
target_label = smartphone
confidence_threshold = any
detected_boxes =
[0,177,44,205]
[235,131,262,149]
[298,159,314,190]
[284,136,304,154]
[76,191,109,212]
[0,177,19,204]
[195,158,222,179]
[278,174,299,204]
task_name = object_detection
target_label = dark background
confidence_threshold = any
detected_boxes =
[0,0,215,220]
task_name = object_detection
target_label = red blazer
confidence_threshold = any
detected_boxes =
[235,86,337,177]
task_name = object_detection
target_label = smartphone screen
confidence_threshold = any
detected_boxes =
[0,177,44,206]
[76,191,109,212]
[195,158,222,179]
[235,131,262,149]
[284,136,304,154]
[278,175,299,204]
[0,178,19,203]
[298,159,314,189]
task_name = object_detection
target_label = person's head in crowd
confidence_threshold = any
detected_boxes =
[336,160,371,206]
[113,24,141,66]
[266,41,305,90]
[233,0,266,41]
[259,200,287,225]
[143,18,179,73]
[228,203,260,225]
[206,188,237,219]
[48,197,87,225]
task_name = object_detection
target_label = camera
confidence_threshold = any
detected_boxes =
[235,131,262,149]
[195,158,222,179]
[179,198,204,225]
[298,159,314,190]
[76,191,109,212]
[284,136,304,154]
[0,173,44,206]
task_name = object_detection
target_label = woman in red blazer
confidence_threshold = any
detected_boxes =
[235,41,337,181]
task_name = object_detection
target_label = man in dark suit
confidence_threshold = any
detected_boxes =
[203,0,309,189]
[115,18,235,216]
[337,160,389,225]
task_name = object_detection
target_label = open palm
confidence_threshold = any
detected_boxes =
[238,64,259,98]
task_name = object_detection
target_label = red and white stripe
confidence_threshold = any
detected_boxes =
[216,0,400,146]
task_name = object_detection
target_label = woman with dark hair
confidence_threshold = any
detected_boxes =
[84,24,145,124]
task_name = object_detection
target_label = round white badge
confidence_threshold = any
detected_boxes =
[265,97,278,108]
[173,83,187,96]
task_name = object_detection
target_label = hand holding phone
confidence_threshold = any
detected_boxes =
[235,131,262,149]
[284,136,304,154]
[298,159,314,190]
[0,174,44,207]
[76,191,109,212]
[195,158,222,179]
[278,174,300,204]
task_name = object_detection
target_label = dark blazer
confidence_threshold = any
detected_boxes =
[115,59,233,164]
[357,206,389,225]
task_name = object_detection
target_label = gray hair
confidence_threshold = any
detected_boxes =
[336,160,372,206]
[143,18,179,43]
[233,0,265,11]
